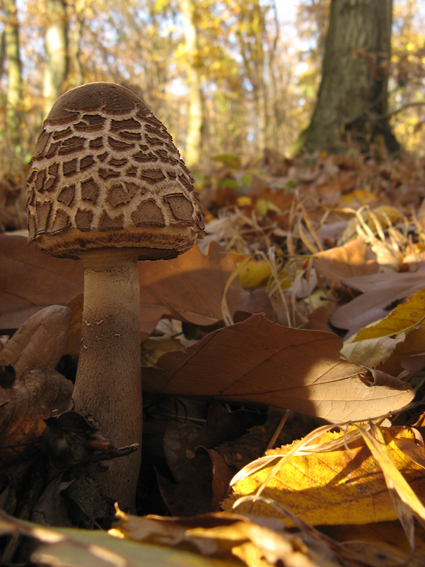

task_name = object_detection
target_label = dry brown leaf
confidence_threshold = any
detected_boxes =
[111,509,344,567]
[158,402,259,516]
[158,421,213,516]
[327,522,425,567]
[313,238,379,289]
[331,271,425,336]
[0,234,83,331]
[0,305,72,378]
[1,236,272,341]
[143,314,414,422]
[138,241,273,334]
[0,367,73,466]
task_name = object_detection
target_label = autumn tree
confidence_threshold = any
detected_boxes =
[67,0,85,87]
[2,0,23,149]
[43,0,69,116]
[302,0,400,154]
[177,0,203,167]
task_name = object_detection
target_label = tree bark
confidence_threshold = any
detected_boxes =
[236,0,268,155]
[68,0,85,87]
[178,0,203,168]
[302,0,399,154]
[2,0,23,148]
[43,0,69,117]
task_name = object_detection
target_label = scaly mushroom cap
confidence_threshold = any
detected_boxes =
[26,82,205,260]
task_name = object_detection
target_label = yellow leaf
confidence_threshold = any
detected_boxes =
[236,196,252,207]
[224,426,425,527]
[357,424,425,530]
[346,288,425,374]
[255,198,281,216]
[352,288,425,341]
[340,189,378,205]
[230,253,272,289]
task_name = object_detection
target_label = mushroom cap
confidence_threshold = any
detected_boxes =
[26,82,205,260]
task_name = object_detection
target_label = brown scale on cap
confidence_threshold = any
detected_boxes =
[27,82,205,260]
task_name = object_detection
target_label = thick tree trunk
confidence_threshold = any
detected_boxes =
[2,0,23,148]
[178,0,203,168]
[43,0,69,117]
[302,0,399,154]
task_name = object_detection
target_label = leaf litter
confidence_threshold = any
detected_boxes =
[2,149,425,565]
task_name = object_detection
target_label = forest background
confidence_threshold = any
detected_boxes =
[1,0,425,178]
[3,1,425,562]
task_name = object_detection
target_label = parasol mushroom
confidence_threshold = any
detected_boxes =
[26,82,205,511]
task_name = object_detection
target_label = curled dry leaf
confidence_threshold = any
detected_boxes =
[223,426,425,527]
[0,305,73,378]
[111,508,343,567]
[143,314,414,422]
[0,367,73,466]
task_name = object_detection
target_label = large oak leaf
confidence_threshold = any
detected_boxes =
[142,314,414,422]
[0,236,271,337]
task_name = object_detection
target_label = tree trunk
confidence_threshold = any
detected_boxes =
[302,0,399,154]
[178,0,203,168]
[2,0,23,149]
[43,0,69,117]
[68,0,85,87]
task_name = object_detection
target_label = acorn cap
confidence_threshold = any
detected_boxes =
[26,82,205,260]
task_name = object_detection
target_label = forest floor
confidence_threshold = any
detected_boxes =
[1,146,425,566]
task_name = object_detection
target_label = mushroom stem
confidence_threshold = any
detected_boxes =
[72,249,142,512]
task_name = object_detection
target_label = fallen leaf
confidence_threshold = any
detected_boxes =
[0,510,230,567]
[0,367,73,466]
[313,238,379,289]
[0,234,83,331]
[138,241,273,333]
[327,522,425,567]
[357,424,425,528]
[342,288,425,372]
[158,421,213,516]
[142,314,414,422]
[1,236,272,343]
[158,402,260,516]
[0,305,72,378]
[217,410,315,470]
[224,426,425,527]
[230,253,272,289]
[111,509,344,567]
[330,271,425,336]
[342,333,406,369]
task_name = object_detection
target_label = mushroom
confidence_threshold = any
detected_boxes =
[26,82,205,511]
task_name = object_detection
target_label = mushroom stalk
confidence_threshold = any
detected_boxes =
[72,249,142,511]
